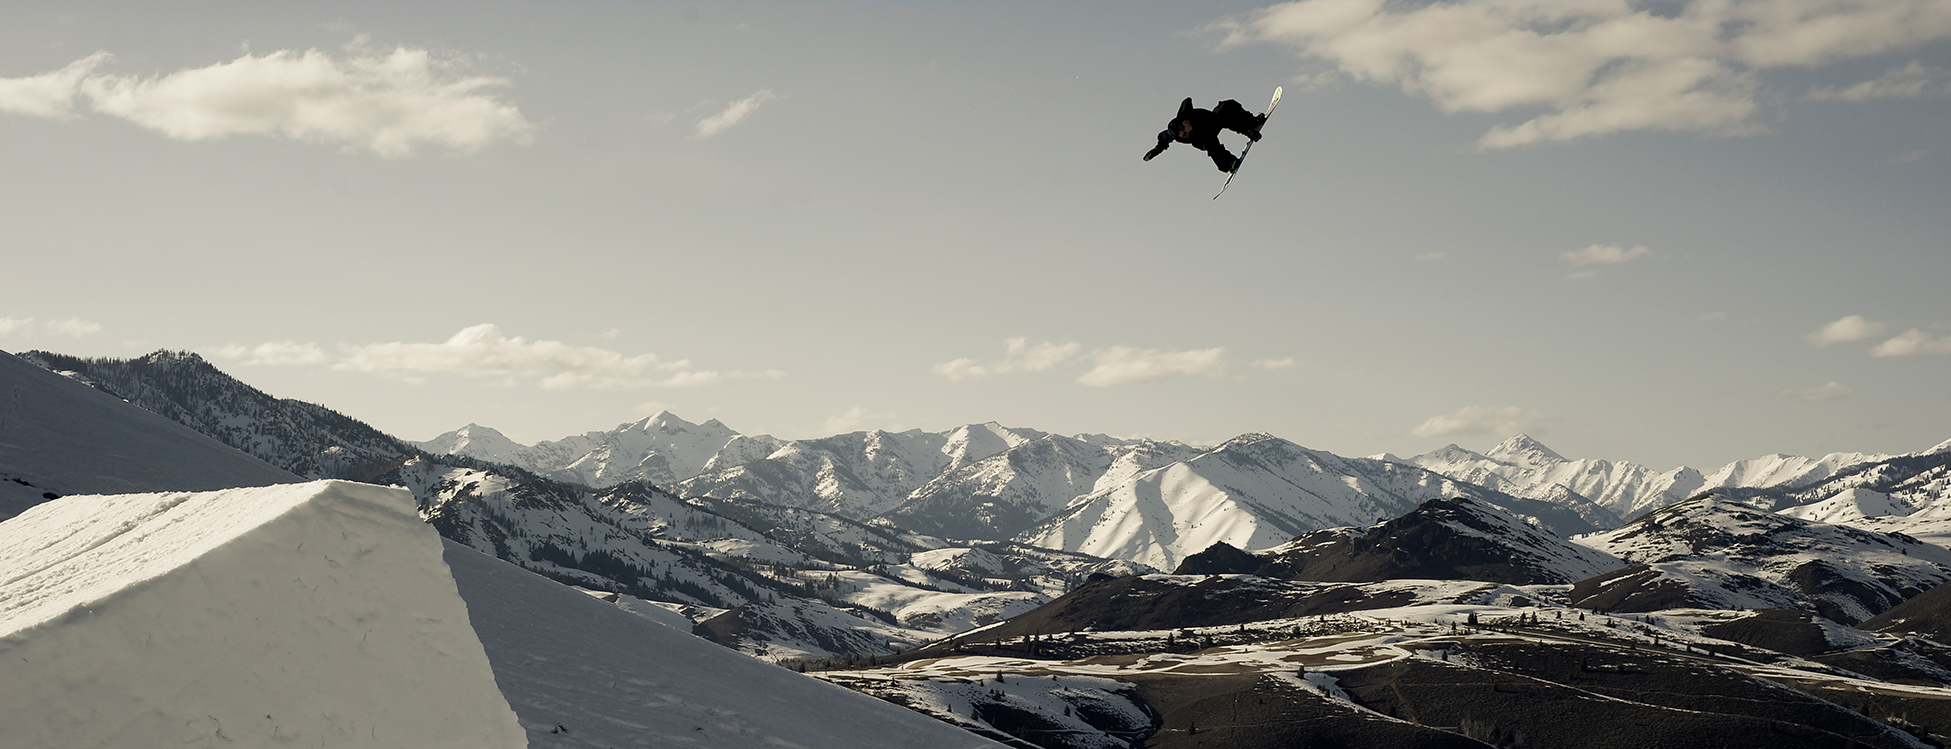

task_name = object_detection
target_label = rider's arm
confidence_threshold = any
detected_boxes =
[1144,130,1171,161]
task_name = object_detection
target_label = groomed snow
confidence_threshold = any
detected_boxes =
[0,480,525,749]
[442,540,1008,749]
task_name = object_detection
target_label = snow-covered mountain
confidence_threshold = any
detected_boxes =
[419,412,765,489]
[1407,433,1885,522]
[1018,433,1614,571]
[1252,496,1625,585]
[1754,441,1951,549]
[414,423,527,463]
[0,349,298,520]
[387,455,1137,662]
[680,428,964,518]
[880,433,1205,540]
[21,349,408,481]
[1570,493,1951,623]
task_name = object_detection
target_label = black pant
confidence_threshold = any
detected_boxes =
[1196,100,1259,172]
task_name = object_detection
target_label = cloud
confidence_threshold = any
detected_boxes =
[1782,381,1853,402]
[1806,315,1887,347]
[1808,60,1951,101]
[933,338,1082,381]
[0,45,534,157]
[1415,251,1448,262]
[1562,244,1652,265]
[1205,1,1951,148]
[1410,405,1543,439]
[0,316,103,339]
[1871,329,1951,357]
[212,324,752,390]
[695,89,778,139]
[1077,346,1228,387]
[0,51,108,118]
[216,341,330,366]
[937,338,1253,386]
[823,406,867,434]
[1252,358,1297,371]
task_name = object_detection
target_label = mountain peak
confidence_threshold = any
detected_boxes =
[1416,443,1487,464]
[416,423,525,462]
[1487,434,1566,465]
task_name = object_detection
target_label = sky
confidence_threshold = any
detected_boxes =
[3,1,1948,471]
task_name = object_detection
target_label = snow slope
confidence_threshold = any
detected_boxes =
[442,540,1007,749]
[0,481,524,749]
[1780,487,1910,524]
[0,349,297,520]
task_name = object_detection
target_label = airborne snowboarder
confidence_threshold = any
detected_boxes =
[1142,97,1268,173]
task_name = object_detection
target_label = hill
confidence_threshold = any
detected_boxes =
[0,349,297,520]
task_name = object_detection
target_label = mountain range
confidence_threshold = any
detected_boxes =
[16,346,1951,747]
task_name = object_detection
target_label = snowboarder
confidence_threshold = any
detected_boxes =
[1143,97,1267,173]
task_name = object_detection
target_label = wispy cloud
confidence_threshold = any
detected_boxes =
[218,341,331,366]
[0,316,103,339]
[1562,243,1650,279]
[695,89,778,139]
[936,338,1251,387]
[1782,381,1853,402]
[1805,315,1887,347]
[1411,405,1544,439]
[1563,244,1651,265]
[1205,2,1951,149]
[1077,346,1228,387]
[1808,61,1951,102]
[0,52,106,119]
[933,338,1082,381]
[213,324,775,390]
[823,406,867,434]
[0,44,535,157]
[1871,329,1951,357]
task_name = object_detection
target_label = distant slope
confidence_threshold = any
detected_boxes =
[1752,442,1951,548]
[1252,496,1625,585]
[1018,434,1612,571]
[21,349,407,480]
[0,349,297,520]
[414,423,527,463]
[1409,434,1883,522]
[1570,493,1951,623]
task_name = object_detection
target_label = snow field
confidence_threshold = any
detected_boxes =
[0,481,525,749]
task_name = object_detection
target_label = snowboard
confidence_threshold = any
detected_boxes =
[1215,86,1282,200]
